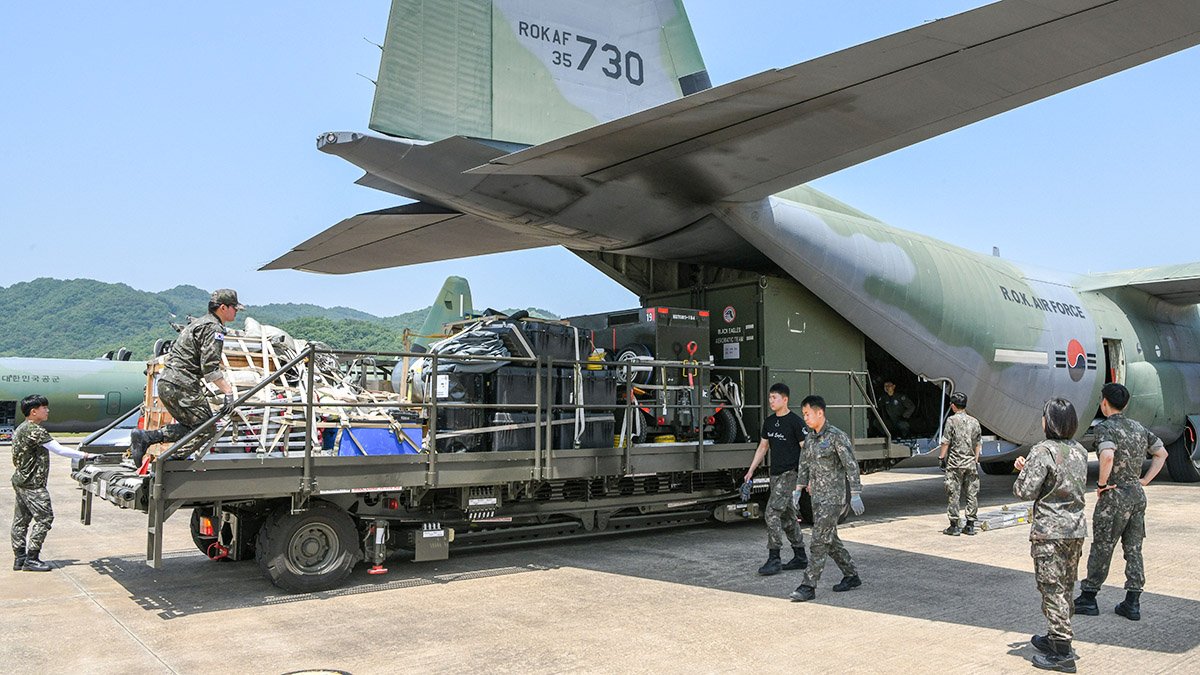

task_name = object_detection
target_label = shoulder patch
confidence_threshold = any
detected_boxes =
[214,333,225,341]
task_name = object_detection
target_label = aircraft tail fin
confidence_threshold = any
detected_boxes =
[369,0,710,146]
[413,276,473,348]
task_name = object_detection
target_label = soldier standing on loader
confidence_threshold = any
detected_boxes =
[130,289,243,465]
[743,383,808,575]
[1074,383,1168,621]
[938,392,982,536]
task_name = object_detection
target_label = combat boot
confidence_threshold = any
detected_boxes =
[943,518,961,536]
[781,546,808,571]
[13,548,26,571]
[129,429,164,467]
[789,584,816,602]
[1031,638,1076,673]
[758,548,782,576]
[1030,634,1052,654]
[21,551,52,572]
[1115,590,1141,621]
[832,574,862,592]
[962,519,977,536]
[1073,589,1099,616]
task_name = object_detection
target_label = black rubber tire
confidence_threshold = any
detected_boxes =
[710,408,742,444]
[614,408,648,445]
[189,508,233,562]
[1165,428,1200,483]
[615,343,654,386]
[796,481,850,525]
[255,502,361,592]
[981,460,1017,476]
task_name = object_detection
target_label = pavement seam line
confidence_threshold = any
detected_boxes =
[57,563,180,674]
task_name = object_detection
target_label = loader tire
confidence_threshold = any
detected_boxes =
[255,502,361,592]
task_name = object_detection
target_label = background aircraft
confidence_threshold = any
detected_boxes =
[411,275,473,351]
[0,356,145,433]
[266,0,1200,481]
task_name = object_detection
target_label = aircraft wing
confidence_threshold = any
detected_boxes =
[1080,262,1200,305]
[469,0,1200,202]
[260,202,554,274]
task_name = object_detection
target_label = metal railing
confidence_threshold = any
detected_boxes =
[134,345,882,566]
[765,367,892,446]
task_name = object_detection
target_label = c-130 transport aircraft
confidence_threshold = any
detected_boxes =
[266,0,1200,481]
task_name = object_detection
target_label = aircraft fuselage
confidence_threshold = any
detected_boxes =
[721,195,1200,446]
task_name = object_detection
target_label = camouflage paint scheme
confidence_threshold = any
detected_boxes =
[0,357,145,432]
[270,1,1200,477]
[721,192,1200,448]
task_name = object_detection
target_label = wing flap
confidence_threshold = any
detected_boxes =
[261,203,554,274]
[469,0,1200,202]
[1081,263,1200,305]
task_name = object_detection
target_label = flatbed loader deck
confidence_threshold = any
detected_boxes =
[74,342,898,592]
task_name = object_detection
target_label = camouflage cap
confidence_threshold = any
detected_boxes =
[210,288,245,310]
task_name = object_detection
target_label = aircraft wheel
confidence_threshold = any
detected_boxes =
[615,408,647,445]
[710,408,742,444]
[1165,425,1199,483]
[615,343,654,385]
[255,502,361,592]
[981,460,1016,476]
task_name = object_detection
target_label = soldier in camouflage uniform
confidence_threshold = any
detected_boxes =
[938,392,982,536]
[744,383,808,575]
[10,394,95,572]
[1012,398,1088,673]
[129,289,244,465]
[788,395,864,602]
[1075,383,1168,622]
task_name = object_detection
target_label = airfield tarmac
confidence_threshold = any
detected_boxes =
[1,445,1197,674]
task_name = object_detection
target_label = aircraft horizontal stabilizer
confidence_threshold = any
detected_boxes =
[469,0,1200,202]
[1080,262,1200,306]
[260,203,553,274]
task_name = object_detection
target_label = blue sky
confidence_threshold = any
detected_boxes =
[2,2,1197,318]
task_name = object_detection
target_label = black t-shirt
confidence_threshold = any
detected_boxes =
[761,411,807,475]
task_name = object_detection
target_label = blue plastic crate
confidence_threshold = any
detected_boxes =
[336,426,422,456]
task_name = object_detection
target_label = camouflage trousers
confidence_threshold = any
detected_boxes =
[765,471,803,550]
[802,500,856,586]
[1081,488,1147,592]
[11,486,54,555]
[944,466,979,521]
[158,379,218,455]
[1032,538,1084,641]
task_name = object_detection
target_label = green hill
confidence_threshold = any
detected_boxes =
[0,278,558,359]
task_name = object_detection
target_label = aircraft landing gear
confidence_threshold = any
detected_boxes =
[1165,423,1199,483]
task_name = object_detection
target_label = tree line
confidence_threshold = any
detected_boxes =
[0,278,556,359]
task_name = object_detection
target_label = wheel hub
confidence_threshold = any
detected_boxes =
[288,523,339,574]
